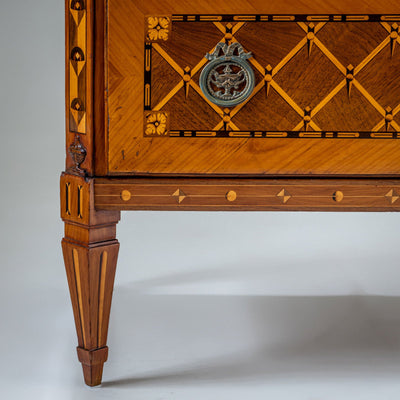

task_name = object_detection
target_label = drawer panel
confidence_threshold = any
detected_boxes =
[106,1,400,176]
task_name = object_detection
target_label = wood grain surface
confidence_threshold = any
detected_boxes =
[106,0,400,176]
[94,177,400,211]
[61,173,120,386]
[66,0,95,174]
[63,1,400,387]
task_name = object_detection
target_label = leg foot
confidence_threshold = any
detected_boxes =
[77,347,108,386]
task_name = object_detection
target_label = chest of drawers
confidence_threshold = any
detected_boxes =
[61,0,400,386]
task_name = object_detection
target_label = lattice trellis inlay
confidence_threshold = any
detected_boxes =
[144,15,400,138]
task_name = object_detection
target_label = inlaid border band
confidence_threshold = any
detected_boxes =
[94,178,400,211]
[69,0,87,134]
[168,131,398,139]
[171,14,400,22]
[144,15,400,138]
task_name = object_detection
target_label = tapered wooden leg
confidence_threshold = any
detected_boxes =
[61,173,120,386]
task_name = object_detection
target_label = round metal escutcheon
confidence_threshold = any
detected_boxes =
[199,55,255,108]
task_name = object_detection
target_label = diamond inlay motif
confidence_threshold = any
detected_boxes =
[234,22,305,68]
[316,22,388,67]
[385,189,399,204]
[277,189,291,204]
[274,45,344,110]
[356,43,400,109]
[313,86,383,131]
[172,189,186,203]
[233,85,302,130]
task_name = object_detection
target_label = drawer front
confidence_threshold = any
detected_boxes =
[106,1,400,176]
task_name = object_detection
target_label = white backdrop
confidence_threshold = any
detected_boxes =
[1,1,400,399]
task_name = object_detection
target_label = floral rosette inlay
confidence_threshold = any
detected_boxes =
[147,16,170,41]
[145,112,168,136]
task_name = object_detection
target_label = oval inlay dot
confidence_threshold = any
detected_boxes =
[121,190,131,201]
[333,191,344,202]
[226,190,237,202]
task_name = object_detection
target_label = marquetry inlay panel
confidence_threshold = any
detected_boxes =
[68,0,87,134]
[144,15,400,138]
[107,4,400,176]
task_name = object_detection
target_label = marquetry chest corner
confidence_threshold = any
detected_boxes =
[62,0,400,386]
